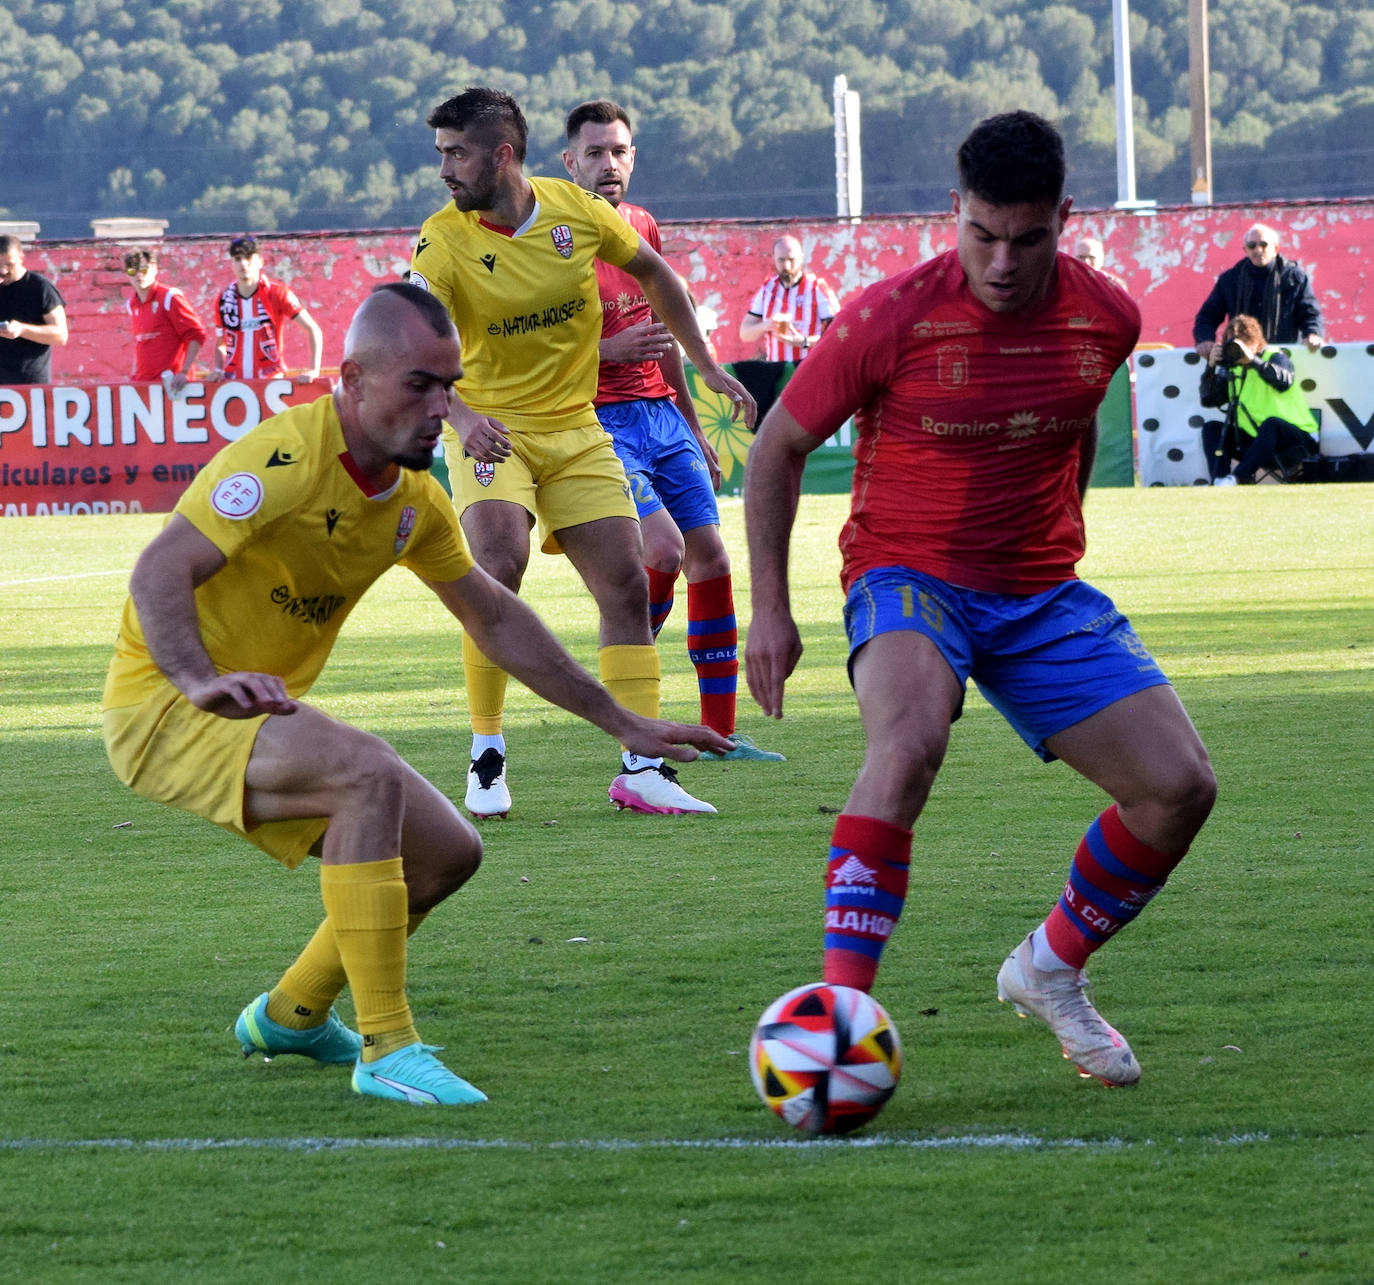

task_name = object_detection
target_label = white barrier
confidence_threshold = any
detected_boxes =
[1133,343,1374,485]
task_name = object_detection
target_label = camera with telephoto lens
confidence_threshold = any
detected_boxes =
[1220,338,1248,365]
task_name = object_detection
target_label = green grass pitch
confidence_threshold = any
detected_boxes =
[1,485,1371,1282]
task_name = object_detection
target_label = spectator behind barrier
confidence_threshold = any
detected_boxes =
[0,234,68,385]
[124,247,209,395]
[1193,222,1324,360]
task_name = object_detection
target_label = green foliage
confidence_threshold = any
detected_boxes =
[2,0,1371,235]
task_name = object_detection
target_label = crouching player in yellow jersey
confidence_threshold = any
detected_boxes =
[101,284,730,1105]
[410,87,755,820]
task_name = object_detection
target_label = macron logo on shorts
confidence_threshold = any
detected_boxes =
[210,472,264,519]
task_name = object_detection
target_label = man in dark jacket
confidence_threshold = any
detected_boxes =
[1193,222,1324,358]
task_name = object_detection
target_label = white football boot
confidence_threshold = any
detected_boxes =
[464,747,511,819]
[608,764,717,815]
[996,933,1140,1086]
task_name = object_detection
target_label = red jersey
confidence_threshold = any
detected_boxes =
[217,273,304,379]
[747,271,840,361]
[594,202,674,406]
[781,250,1140,595]
[126,282,209,382]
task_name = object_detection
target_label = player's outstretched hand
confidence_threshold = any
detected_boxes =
[699,366,757,430]
[613,714,734,763]
[744,611,804,719]
[602,319,674,364]
[186,671,300,720]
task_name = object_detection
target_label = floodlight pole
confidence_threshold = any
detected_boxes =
[1112,0,1138,205]
[1188,0,1213,203]
[833,75,862,222]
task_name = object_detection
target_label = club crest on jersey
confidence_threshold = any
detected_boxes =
[1075,342,1113,387]
[393,505,416,555]
[936,344,970,389]
[550,224,574,259]
[474,460,496,488]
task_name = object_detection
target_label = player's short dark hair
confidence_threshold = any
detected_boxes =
[0,234,23,256]
[427,87,528,163]
[565,99,632,142]
[123,248,157,271]
[957,111,1065,207]
[228,235,258,259]
[370,281,454,339]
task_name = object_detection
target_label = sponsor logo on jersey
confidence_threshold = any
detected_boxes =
[495,297,586,337]
[550,224,573,258]
[936,343,970,389]
[210,471,264,519]
[394,505,416,555]
[830,855,879,887]
[325,507,340,535]
[415,236,431,257]
[273,592,347,626]
[473,461,495,487]
[267,449,295,467]
[480,253,497,273]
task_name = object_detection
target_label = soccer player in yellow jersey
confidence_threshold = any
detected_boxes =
[102,283,730,1106]
[409,87,756,819]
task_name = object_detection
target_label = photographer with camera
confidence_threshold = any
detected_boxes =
[1200,314,1318,486]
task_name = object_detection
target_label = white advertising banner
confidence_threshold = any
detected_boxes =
[1133,344,1374,486]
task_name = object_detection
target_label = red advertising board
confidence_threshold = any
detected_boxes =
[0,378,333,516]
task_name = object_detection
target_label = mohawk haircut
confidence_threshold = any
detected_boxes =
[369,281,454,339]
[957,111,1066,207]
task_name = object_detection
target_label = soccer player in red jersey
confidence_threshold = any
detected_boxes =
[744,112,1216,1087]
[562,99,783,764]
[123,248,209,393]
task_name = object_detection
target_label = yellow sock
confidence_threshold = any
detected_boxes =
[265,912,430,1031]
[266,918,347,1030]
[463,632,508,736]
[599,644,661,733]
[319,858,418,1063]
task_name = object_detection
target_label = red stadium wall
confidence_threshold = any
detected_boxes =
[14,197,1374,383]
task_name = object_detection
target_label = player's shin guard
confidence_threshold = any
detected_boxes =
[686,574,738,738]
[646,566,678,638]
[599,644,661,722]
[1043,804,1188,969]
[462,632,508,736]
[822,814,912,992]
[319,857,417,1062]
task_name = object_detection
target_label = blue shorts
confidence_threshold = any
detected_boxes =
[843,567,1171,761]
[596,397,719,533]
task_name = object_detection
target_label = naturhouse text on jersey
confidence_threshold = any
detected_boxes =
[487,296,587,338]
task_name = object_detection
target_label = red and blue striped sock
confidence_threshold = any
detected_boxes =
[686,574,737,737]
[822,814,912,992]
[646,566,677,639]
[1043,804,1188,969]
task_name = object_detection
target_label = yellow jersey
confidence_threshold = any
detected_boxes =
[409,176,640,434]
[103,394,474,709]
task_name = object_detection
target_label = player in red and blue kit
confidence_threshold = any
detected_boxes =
[564,99,783,763]
[745,111,1216,1087]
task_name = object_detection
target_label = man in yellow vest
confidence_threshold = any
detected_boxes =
[1199,313,1318,485]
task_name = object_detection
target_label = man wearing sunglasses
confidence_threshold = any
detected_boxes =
[1192,222,1324,359]
[123,248,209,395]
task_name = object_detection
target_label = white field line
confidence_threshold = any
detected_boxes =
[1,1132,1275,1155]
[0,568,129,588]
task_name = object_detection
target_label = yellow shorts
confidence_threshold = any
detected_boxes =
[103,683,328,870]
[452,423,637,554]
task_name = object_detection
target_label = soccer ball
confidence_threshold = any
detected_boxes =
[749,982,902,1135]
